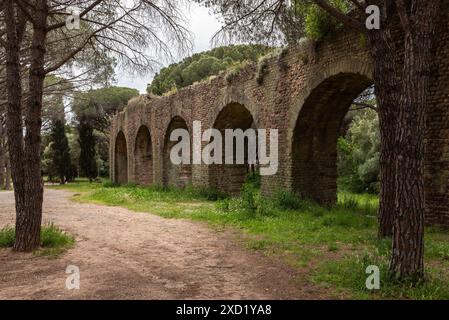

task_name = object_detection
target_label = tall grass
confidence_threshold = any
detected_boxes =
[0,226,15,247]
[0,223,74,256]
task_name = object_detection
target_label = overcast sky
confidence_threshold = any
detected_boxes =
[116,3,223,93]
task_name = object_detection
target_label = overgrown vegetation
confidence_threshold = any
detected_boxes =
[301,0,350,40]
[0,223,74,256]
[338,109,380,194]
[52,178,449,299]
[147,45,272,95]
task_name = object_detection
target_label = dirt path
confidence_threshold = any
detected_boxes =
[0,189,324,300]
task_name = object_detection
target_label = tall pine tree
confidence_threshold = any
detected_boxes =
[49,120,71,185]
[78,116,97,182]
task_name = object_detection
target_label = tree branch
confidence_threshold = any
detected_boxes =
[312,0,364,33]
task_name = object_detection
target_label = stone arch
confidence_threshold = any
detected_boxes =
[163,116,192,188]
[209,102,256,195]
[291,72,373,204]
[115,131,128,184]
[134,125,153,185]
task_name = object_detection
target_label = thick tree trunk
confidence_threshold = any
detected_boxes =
[13,0,48,252]
[0,121,5,189]
[5,154,11,191]
[390,1,440,280]
[367,27,399,239]
[5,0,48,252]
[5,0,28,247]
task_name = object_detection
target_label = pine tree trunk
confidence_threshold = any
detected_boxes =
[13,0,48,252]
[5,155,11,191]
[5,0,48,252]
[368,28,399,239]
[5,0,28,248]
[0,122,5,190]
[389,1,440,280]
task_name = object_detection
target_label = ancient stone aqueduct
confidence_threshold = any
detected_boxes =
[110,8,449,227]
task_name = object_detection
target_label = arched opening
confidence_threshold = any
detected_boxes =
[292,73,373,205]
[134,125,153,185]
[209,103,256,195]
[163,116,192,188]
[115,131,128,184]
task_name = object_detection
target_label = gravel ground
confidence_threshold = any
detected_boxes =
[0,189,326,300]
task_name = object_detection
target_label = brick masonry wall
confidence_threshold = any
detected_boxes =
[110,5,449,227]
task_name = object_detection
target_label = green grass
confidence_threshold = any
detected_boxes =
[313,250,449,299]
[50,179,449,299]
[0,223,74,257]
[0,226,15,247]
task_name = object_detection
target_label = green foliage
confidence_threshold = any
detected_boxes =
[42,75,73,127]
[246,171,261,189]
[72,87,139,120]
[78,118,97,181]
[225,61,249,84]
[186,186,228,201]
[73,86,138,179]
[40,223,75,248]
[272,190,312,211]
[338,109,380,194]
[148,45,272,95]
[255,47,291,85]
[102,180,119,188]
[0,226,15,247]
[314,250,449,300]
[303,0,350,40]
[0,224,74,256]
[49,120,72,183]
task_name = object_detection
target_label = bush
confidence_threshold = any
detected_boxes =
[239,182,259,214]
[188,186,228,201]
[272,190,311,211]
[246,171,261,189]
[102,180,118,188]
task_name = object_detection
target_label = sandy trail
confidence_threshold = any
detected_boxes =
[0,189,325,300]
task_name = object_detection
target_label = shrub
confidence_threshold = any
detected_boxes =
[102,180,118,188]
[272,190,311,211]
[240,182,258,214]
[227,60,251,83]
[246,171,261,189]
[190,186,228,201]
[256,57,269,85]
